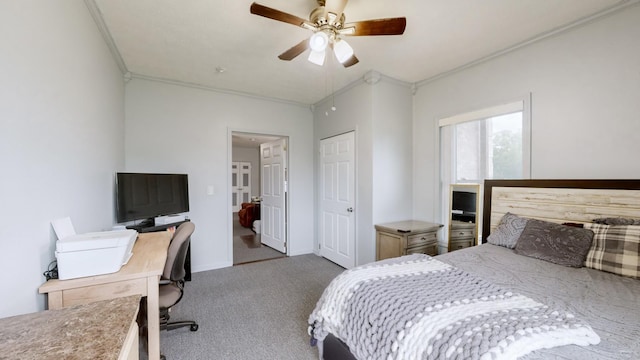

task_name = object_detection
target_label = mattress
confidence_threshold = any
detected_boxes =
[320,244,640,359]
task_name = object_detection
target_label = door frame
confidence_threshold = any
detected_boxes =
[228,128,290,263]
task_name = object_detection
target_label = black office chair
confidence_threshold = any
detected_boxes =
[159,221,199,332]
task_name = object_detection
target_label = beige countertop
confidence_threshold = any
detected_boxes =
[0,295,140,360]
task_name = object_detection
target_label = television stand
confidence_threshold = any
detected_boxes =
[126,220,192,281]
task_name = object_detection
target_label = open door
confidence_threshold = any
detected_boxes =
[260,139,287,253]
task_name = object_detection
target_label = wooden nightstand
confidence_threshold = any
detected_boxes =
[375,220,443,260]
[449,220,475,251]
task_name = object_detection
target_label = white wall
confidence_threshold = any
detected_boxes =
[314,75,413,265]
[413,5,640,225]
[372,80,414,225]
[125,79,314,271]
[0,2,125,317]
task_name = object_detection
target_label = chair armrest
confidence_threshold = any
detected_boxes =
[159,279,171,285]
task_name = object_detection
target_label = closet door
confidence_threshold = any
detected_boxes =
[318,131,356,268]
[239,162,252,205]
[232,162,252,212]
[231,162,240,212]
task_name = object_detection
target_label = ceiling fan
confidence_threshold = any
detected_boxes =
[250,0,406,68]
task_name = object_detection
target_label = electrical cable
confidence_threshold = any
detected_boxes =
[43,260,58,280]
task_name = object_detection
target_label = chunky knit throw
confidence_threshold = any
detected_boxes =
[308,254,600,360]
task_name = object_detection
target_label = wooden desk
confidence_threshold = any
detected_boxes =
[39,231,171,360]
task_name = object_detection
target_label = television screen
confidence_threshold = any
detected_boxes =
[452,190,476,214]
[116,173,189,223]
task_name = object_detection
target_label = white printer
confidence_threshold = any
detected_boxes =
[52,217,138,280]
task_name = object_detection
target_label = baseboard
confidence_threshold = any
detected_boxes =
[191,261,233,273]
[289,249,315,257]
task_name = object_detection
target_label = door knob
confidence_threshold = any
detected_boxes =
[347,207,354,212]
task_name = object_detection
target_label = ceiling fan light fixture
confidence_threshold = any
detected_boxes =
[308,49,326,66]
[333,39,354,64]
[309,31,329,52]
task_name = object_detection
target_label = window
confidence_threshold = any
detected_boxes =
[440,99,530,184]
[455,111,523,182]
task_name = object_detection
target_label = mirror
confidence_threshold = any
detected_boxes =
[448,184,480,252]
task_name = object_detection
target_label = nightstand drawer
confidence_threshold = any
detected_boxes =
[449,239,473,251]
[406,243,438,256]
[407,232,437,247]
[450,229,474,239]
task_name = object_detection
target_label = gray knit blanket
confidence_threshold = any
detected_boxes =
[308,254,600,360]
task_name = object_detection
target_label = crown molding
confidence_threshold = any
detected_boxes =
[129,73,310,108]
[84,0,128,75]
[313,70,414,107]
[363,71,381,85]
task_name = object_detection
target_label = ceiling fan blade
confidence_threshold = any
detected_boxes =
[278,38,309,61]
[342,55,359,68]
[342,17,406,36]
[250,2,313,28]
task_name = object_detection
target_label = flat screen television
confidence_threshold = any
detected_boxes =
[452,190,477,215]
[116,172,189,224]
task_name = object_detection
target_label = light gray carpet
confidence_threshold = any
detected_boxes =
[233,213,285,265]
[158,254,345,360]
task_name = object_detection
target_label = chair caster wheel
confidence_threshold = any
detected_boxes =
[190,324,199,331]
[160,355,166,360]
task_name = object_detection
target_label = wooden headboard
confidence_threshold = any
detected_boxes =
[481,179,640,243]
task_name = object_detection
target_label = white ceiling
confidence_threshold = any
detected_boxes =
[92,0,629,105]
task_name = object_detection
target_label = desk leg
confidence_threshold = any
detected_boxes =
[146,276,161,360]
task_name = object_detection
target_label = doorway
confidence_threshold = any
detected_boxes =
[231,132,288,265]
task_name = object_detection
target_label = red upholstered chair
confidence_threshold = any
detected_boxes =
[238,203,255,228]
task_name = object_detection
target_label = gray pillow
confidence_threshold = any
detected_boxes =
[514,219,594,267]
[487,212,528,249]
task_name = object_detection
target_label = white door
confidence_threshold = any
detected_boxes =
[319,132,355,268]
[260,139,287,253]
[231,162,251,212]
[231,162,240,212]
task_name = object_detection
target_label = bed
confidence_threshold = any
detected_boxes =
[309,179,640,359]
